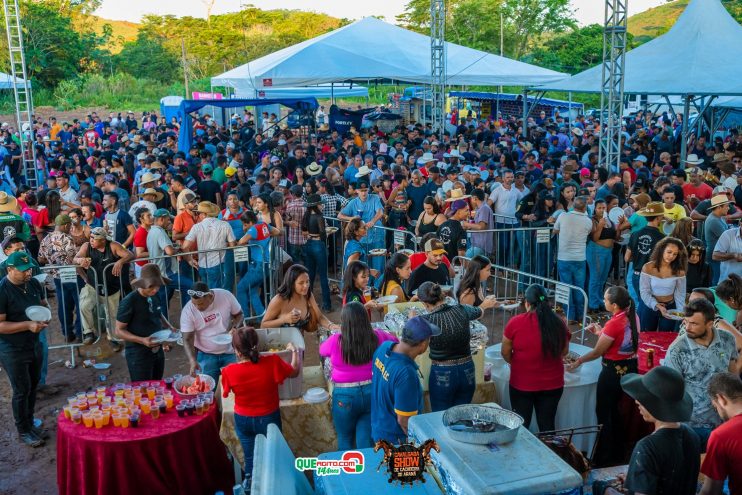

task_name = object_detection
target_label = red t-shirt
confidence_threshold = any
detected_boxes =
[133,226,149,266]
[83,129,99,147]
[504,312,569,392]
[701,414,742,495]
[601,311,637,361]
[682,182,713,202]
[409,252,451,272]
[221,355,294,416]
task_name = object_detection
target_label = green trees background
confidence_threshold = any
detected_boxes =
[0,0,739,111]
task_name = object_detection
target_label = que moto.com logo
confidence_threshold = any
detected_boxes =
[295,451,364,476]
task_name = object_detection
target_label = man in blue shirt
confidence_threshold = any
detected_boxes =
[338,180,385,275]
[371,317,441,444]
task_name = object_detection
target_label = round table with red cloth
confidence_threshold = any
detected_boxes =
[56,381,233,495]
[637,331,678,374]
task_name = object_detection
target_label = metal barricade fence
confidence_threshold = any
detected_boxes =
[101,243,272,335]
[323,215,420,285]
[451,256,589,344]
[467,225,556,280]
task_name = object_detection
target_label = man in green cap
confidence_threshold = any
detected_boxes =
[0,251,51,447]
[38,214,81,343]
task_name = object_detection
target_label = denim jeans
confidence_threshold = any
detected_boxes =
[237,261,267,318]
[638,299,679,332]
[627,264,639,308]
[124,345,165,382]
[53,278,82,340]
[199,265,225,291]
[428,359,476,412]
[557,260,586,321]
[710,260,721,286]
[494,222,515,267]
[157,270,193,317]
[223,249,236,293]
[196,350,236,383]
[287,243,305,267]
[332,383,373,451]
[586,242,612,310]
[305,239,331,310]
[234,409,282,477]
[0,340,43,434]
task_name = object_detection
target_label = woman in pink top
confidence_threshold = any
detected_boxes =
[319,301,397,450]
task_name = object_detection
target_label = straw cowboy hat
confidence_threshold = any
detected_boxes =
[630,193,652,210]
[140,188,164,202]
[305,162,322,176]
[419,152,436,164]
[139,172,161,185]
[709,194,734,209]
[445,188,471,202]
[355,165,372,179]
[636,201,666,217]
[196,201,220,218]
[0,192,17,213]
[131,263,171,290]
[621,366,692,423]
[571,127,584,137]
[683,154,704,166]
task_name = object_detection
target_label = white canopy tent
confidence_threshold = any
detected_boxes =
[0,71,30,89]
[238,84,368,99]
[536,0,742,96]
[211,17,566,92]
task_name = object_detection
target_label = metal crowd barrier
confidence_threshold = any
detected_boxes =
[101,243,273,334]
[467,224,556,279]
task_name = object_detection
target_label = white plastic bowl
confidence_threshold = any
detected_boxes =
[25,306,51,322]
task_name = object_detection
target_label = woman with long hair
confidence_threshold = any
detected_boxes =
[379,253,412,309]
[67,207,91,248]
[568,286,639,466]
[261,264,338,333]
[686,239,711,292]
[255,192,283,231]
[715,273,742,329]
[671,217,697,247]
[501,284,569,431]
[456,255,500,309]
[342,217,378,279]
[221,326,300,483]
[556,183,576,212]
[417,281,485,411]
[587,199,619,312]
[415,196,446,238]
[319,302,398,450]
[301,194,331,312]
[639,237,688,331]
[35,190,62,239]
[342,260,379,312]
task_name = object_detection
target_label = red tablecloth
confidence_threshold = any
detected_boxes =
[57,382,233,495]
[637,331,678,374]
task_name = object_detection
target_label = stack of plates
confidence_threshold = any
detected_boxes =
[303,387,329,403]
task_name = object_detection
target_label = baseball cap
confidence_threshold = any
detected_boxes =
[402,316,441,343]
[6,251,34,271]
[449,199,468,214]
[79,190,92,199]
[279,179,291,188]
[202,164,213,174]
[55,214,71,226]
[225,167,237,177]
[90,227,110,240]
[153,208,173,218]
[182,191,199,204]
[270,155,281,163]
[424,238,446,255]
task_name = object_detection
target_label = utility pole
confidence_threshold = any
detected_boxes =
[598,0,628,171]
[181,39,190,98]
[430,0,446,134]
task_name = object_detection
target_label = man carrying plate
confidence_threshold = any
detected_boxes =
[180,281,243,382]
[114,263,177,381]
[0,251,51,447]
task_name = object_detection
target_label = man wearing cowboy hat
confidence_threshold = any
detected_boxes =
[128,188,161,226]
[115,263,177,382]
[704,193,734,284]
[0,192,30,241]
[617,366,701,495]
[437,198,469,261]
[338,179,386,274]
[182,201,236,290]
[683,164,714,202]
[625,201,666,301]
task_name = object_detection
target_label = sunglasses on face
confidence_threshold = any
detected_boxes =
[187,289,211,298]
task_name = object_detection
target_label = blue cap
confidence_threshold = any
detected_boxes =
[402,316,441,343]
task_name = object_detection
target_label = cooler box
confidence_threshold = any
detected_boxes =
[314,448,443,495]
[408,404,583,495]
[252,424,313,495]
[256,327,305,399]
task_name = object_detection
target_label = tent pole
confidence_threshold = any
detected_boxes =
[568,92,573,133]
[331,83,335,105]
[521,89,528,139]
[680,94,691,168]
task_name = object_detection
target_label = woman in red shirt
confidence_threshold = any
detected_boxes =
[568,285,638,466]
[501,284,569,431]
[221,326,300,481]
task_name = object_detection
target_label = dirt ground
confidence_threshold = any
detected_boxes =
[0,107,154,128]
[0,284,598,495]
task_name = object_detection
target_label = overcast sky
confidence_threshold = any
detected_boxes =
[95,0,669,26]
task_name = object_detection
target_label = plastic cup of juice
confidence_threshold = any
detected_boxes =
[194,400,204,416]
[129,415,139,428]
[146,387,156,400]
[164,377,174,389]
[82,412,94,428]
[120,415,130,428]
[176,404,186,418]
[71,410,82,424]
[67,396,77,406]
[102,411,111,426]
[151,407,160,420]
[140,401,151,415]
[112,413,121,427]
[156,400,167,414]
[93,413,104,429]
[63,406,72,420]
[96,386,107,394]
[164,395,173,410]
[76,392,87,400]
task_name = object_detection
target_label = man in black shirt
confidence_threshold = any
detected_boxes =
[619,366,701,495]
[0,252,50,447]
[624,202,665,306]
[408,239,450,293]
[437,199,469,261]
[197,164,222,207]
[115,263,177,381]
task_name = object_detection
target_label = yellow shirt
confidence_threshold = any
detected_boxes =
[664,204,686,222]
[382,280,407,315]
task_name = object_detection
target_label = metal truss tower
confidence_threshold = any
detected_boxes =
[3,0,36,188]
[430,0,446,134]
[598,0,627,171]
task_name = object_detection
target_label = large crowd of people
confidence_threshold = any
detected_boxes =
[0,107,740,493]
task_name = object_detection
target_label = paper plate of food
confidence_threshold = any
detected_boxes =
[326,226,339,235]
[369,248,387,256]
[665,309,685,321]
[497,299,520,311]
[563,351,582,373]
[375,295,399,305]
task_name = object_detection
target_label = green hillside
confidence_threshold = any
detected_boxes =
[628,0,742,44]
